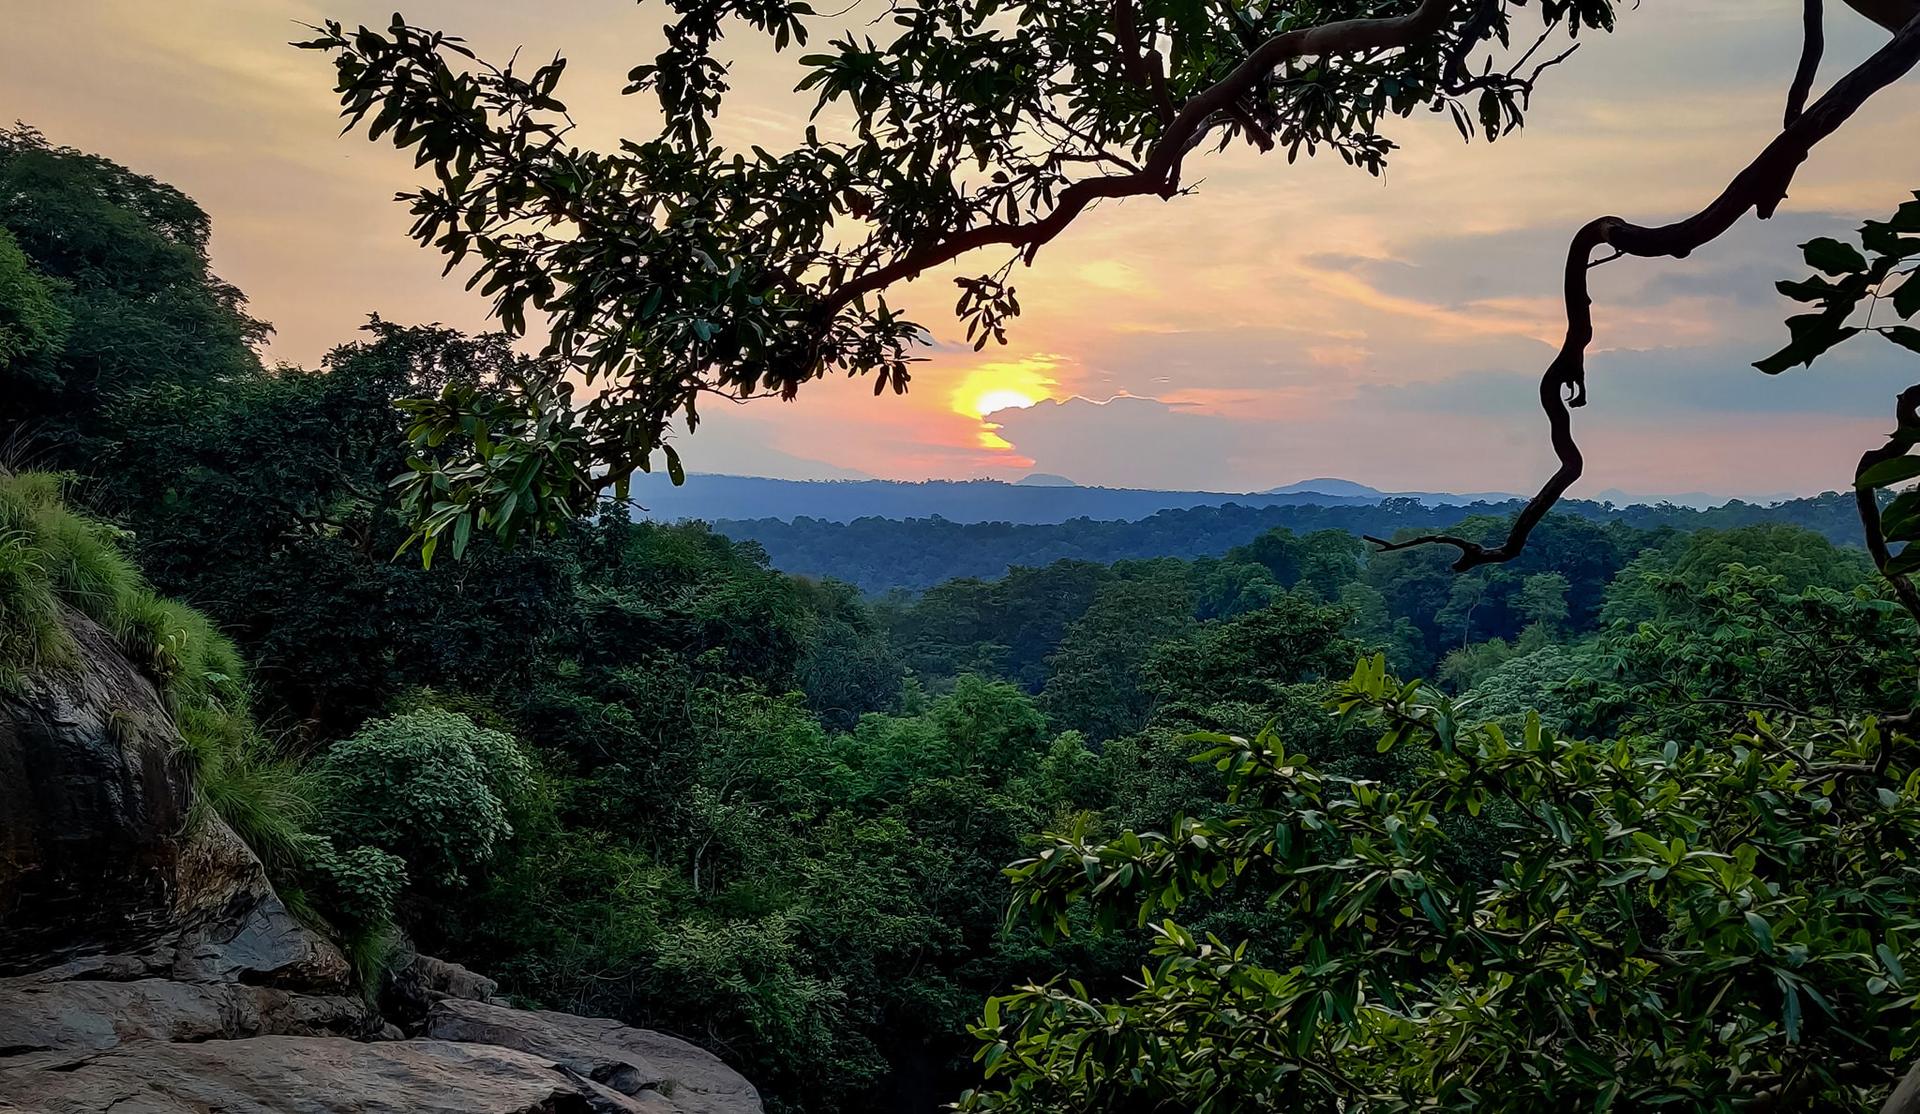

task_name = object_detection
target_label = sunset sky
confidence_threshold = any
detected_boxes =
[5,1,1919,498]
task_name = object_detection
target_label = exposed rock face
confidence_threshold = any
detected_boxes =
[384,948,502,1025]
[0,608,763,1113]
[0,962,374,1056]
[0,616,192,973]
[0,981,761,1113]
[0,614,343,987]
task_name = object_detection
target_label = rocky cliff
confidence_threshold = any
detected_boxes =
[0,606,762,1114]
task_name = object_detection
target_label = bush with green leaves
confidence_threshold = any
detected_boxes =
[962,655,1920,1112]
[0,226,66,381]
[293,833,407,932]
[310,707,533,889]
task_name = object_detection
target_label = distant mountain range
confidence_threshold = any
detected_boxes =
[625,471,1763,526]
[1261,477,1527,503]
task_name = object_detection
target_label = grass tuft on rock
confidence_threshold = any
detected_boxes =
[0,470,322,914]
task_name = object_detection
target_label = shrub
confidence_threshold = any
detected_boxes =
[294,834,408,932]
[288,833,407,991]
[310,707,530,888]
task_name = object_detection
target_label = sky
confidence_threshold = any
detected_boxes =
[4,1,1919,499]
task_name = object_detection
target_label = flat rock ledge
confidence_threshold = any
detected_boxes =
[0,1036,665,1114]
[426,998,762,1114]
[0,981,761,1114]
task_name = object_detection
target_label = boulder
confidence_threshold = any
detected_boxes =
[384,948,501,1025]
[0,612,344,989]
[0,969,374,1054]
[425,998,763,1114]
[0,1036,665,1114]
[409,952,500,1002]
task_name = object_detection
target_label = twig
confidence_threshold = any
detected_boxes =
[1787,0,1826,125]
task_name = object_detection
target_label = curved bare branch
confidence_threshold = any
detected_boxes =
[1788,0,1826,125]
[1844,0,1920,32]
[1376,11,1920,573]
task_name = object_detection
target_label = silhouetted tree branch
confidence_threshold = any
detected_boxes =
[1855,385,1920,622]
[1371,11,1920,573]
[1788,0,1826,125]
[1844,0,1920,33]
[815,0,1461,317]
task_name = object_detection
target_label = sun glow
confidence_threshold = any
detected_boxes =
[942,357,1064,454]
[972,388,1038,417]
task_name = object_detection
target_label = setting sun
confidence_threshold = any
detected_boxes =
[946,356,1063,451]
[972,388,1037,417]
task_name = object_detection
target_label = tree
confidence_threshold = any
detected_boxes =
[1599,525,1875,627]
[106,321,570,730]
[0,126,266,459]
[0,229,66,382]
[1515,571,1569,631]
[310,707,535,889]
[1145,593,1359,712]
[298,3,1920,564]
[962,657,1920,1111]
[297,0,1640,552]
[1042,575,1195,742]
[798,578,906,730]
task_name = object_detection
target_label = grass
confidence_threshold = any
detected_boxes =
[0,524,68,687]
[119,591,249,714]
[0,470,249,716]
[339,919,398,998]
[177,703,313,871]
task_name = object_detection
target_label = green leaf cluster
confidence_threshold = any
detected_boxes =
[1757,193,1920,374]
[964,656,1920,1111]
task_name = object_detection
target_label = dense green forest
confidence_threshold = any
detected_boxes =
[6,125,1920,1111]
[713,493,1871,592]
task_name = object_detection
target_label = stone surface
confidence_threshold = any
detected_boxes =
[385,948,502,1025]
[0,971,374,1054]
[0,612,346,988]
[425,998,763,1114]
[409,952,499,1002]
[0,1036,660,1114]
